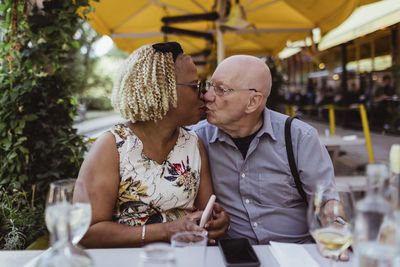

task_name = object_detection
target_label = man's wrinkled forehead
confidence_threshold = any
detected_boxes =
[213,55,271,94]
[212,58,247,85]
[213,57,258,84]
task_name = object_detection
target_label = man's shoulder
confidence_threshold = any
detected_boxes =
[269,109,316,138]
[292,117,315,134]
[190,120,217,139]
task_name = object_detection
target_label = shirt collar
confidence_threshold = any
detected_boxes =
[210,126,230,144]
[257,108,276,141]
[209,108,276,143]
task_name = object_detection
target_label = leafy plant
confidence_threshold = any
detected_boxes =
[82,95,112,110]
[0,0,97,249]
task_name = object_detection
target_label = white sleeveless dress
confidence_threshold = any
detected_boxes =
[110,124,201,226]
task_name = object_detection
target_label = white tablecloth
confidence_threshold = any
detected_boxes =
[319,135,365,147]
[0,244,354,267]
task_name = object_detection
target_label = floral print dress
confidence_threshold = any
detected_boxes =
[110,124,201,226]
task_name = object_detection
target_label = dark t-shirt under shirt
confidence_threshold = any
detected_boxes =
[231,126,262,159]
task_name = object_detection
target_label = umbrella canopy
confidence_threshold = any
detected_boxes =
[319,0,400,51]
[86,0,379,57]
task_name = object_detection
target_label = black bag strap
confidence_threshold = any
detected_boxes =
[285,117,308,205]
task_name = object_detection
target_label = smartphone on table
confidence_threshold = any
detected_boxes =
[218,238,260,267]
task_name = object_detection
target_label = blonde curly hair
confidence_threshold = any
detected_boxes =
[111,44,179,123]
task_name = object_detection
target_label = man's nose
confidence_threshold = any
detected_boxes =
[201,89,215,102]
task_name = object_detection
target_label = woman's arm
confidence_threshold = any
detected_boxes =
[195,137,230,242]
[77,132,204,248]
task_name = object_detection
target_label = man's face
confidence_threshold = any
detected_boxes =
[202,63,251,129]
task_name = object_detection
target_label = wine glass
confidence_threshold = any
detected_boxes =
[36,178,93,267]
[45,178,92,245]
[308,183,355,266]
[354,162,398,266]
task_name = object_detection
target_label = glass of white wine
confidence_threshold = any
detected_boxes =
[45,178,92,245]
[307,183,355,267]
[37,179,93,267]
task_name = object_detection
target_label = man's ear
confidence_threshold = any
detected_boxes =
[245,92,264,114]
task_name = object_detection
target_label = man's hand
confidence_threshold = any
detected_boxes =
[204,203,230,245]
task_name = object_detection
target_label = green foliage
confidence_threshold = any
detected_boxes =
[82,95,112,110]
[0,0,97,249]
[0,188,42,249]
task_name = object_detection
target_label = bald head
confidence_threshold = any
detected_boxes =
[213,55,272,100]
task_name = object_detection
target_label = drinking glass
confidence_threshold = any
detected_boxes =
[45,178,92,245]
[308,183,355,267]
[138,243,176,267]
[36,179,93,267]
[354,163,398,267]
[171,231,207,267]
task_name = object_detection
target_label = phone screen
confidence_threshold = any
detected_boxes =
[218,238,260,266]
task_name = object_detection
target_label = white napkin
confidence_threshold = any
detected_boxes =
[269,242,320,267]
[22,248,51,267]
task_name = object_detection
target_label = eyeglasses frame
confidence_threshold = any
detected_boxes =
[203,81,257,96]
[176,82,203,98]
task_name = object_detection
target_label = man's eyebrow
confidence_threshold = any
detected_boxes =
[215,81,228,88]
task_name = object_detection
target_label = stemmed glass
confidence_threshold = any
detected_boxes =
[354,162,398,266]
[308,183,355,266]
[36,178,93,267]
[45,178,92,245]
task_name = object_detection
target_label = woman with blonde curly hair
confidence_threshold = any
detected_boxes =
[76,42,229,248]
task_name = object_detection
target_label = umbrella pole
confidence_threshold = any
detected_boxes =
[217,27,224,64]
[217,0,225,64]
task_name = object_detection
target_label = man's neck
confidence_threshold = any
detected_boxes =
[221,112,264,138]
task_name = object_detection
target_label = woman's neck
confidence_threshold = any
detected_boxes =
[128,118,179,145]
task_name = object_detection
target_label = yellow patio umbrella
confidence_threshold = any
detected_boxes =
[85,0,379,59]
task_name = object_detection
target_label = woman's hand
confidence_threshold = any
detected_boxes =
[164,211,206,242]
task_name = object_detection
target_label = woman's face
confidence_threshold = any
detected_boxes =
[172,54,205,125]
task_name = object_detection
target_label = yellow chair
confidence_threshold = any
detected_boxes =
[26,233,49,250]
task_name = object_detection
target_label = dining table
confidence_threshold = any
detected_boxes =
[319,134,366,170]
[0,243,355,267]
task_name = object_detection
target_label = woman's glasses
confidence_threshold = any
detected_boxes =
[176,82,203,98]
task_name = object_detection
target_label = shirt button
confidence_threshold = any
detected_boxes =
[245,199,250,204]
[241,173,245,178]
[253,222,258,228]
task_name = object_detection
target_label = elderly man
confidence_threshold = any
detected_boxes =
[193,55,336,246]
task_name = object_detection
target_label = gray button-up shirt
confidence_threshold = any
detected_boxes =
[193,108,335,244]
